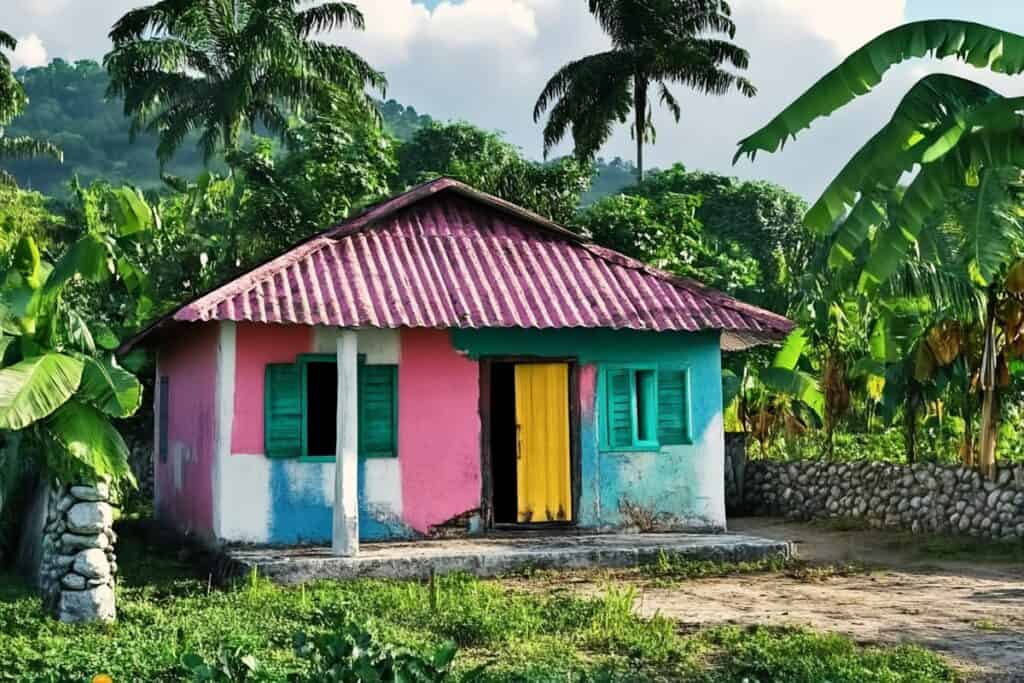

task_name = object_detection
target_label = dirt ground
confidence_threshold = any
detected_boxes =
[640,519,1024,682]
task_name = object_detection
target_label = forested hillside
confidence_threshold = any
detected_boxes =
[5,60,209,194]
[6,59,637,199]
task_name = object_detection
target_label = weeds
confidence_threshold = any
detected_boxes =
[784,561,875,582]
[639,550,791,584]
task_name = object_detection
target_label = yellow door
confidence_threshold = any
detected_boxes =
[514,363,572,523]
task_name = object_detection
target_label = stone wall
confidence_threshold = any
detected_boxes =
[39,483,118,623]
[733,460,1024,540]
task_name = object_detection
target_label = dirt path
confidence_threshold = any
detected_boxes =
[534,519,1024,682]
[646,519,1024,682]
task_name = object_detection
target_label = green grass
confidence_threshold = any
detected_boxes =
[0,526,958,682]
[913,535,1024,563]
[638,551,791,585]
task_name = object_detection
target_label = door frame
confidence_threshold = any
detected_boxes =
[479,356,581,530]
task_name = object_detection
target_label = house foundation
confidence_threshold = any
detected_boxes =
[225,532,793,584]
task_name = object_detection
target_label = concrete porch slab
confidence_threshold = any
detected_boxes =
[227,533,794,584]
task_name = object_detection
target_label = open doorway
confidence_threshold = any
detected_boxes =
[489,363,518,523]
[486,361,574,526]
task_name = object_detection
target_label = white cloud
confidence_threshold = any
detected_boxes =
[22,0,73,17]
[9,34,48,69]
[756,0,907,54]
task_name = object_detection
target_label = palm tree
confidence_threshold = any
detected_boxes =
[0,30,62,186]
[104,0,386,165]
[735,20,1024,478]
[533,0,754,181]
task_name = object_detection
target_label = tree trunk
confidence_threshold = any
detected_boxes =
[961,384,975,467]
[978,289,999,480]
[979,387,999,479]
[905,389,918,464]
[634,75,647,183]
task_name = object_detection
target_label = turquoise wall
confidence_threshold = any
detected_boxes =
[450,329,726,531]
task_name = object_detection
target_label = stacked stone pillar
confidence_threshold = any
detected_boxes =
[39,482,117,623]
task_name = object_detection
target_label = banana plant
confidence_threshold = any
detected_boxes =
[0,185,153,496]
[735,20,1024,477]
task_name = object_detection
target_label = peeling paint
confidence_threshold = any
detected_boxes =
[428,509,482,538]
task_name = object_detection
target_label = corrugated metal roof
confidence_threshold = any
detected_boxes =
[125,178,792,349]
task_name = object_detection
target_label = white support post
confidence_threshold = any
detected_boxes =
[333,330,359,556]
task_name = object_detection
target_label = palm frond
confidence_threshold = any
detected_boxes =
[108,0,198,43]
[885,261,985,324]
[654,45,754,97]
[295,2,364,36]
[533,51,632,158]
[957,168,1024,284]
[0,136,63,162]
[658,82,681,121]
[684,37,750,69]
[105,0,384,162]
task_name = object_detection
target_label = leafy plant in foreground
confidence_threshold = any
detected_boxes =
[0,185,153,502]
[183,646,266,682]
[293,621,469,683]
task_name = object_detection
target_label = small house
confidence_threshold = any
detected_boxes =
[125,179,791,551]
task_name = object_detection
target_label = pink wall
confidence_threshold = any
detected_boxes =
[399,328,481,533]
[232,323,313,454]
[155,322,218,536]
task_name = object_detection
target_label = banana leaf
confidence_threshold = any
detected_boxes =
[861,128,1024,290]
[45,400,135,486]
[760,328,825,419]
[808,75,1002,234]
[109,187,153,237]
[0,354,84,430]
[736,20,1024,162]
[80,357,143,418]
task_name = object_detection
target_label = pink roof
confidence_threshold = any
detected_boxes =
[125,179,792,350]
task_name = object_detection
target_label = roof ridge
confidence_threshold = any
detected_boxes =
[120,178,793,352]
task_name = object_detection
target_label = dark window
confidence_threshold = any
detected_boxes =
[305,361,338,458]
[263,354,399,460]
[158,376,169,462]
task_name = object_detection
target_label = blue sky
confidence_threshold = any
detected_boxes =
[907,0,1024,30]
[5,0,1024,199]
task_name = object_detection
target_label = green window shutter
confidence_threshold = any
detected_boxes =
[606,368,635,449]
[359,364,397,457]
[657,369,688,445]
[265,363,302,458]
